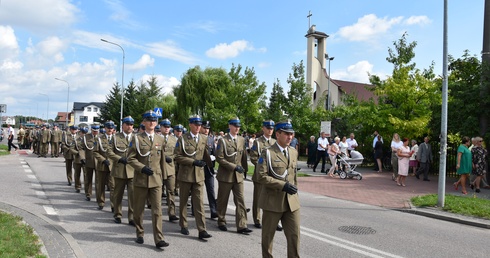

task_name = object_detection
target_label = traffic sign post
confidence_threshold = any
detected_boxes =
[0,104,6,126]
[321,121,331,137]
[153,107,163,118]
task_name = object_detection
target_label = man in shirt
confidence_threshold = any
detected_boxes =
[313,132,329,173]
[346,133,358,156]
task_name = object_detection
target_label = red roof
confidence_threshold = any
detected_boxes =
[333,79,378,104]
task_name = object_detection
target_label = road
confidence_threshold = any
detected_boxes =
[0,150,488,258]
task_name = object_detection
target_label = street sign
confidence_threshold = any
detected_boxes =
[321,121,331,137]
[0,104,6,113]
[154,107,163,118]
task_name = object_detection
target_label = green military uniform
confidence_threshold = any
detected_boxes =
[61,126,78,186]
[93,126,115,210]
[160,132,178,220]
[258,121,300,258]
[127,112,167,247]
[250,132,276,227]
[80,126,98,200]
[39,125,51,157]
[50,126,63,157]
[107,129,134,224]
[72,129,87,192]
[18,127,26,149]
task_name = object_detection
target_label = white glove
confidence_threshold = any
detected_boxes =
[210,155,216,161]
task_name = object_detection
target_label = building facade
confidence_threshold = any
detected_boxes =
[72,102,104,127]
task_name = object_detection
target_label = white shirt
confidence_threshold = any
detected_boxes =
[317,137,329,151]
[190,132,199,142]
[339,141,349,156]
[7,127,15,136]
[346,138,358,151]
[391,140,403,151]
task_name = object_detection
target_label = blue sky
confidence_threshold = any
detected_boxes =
[0,0,485,121]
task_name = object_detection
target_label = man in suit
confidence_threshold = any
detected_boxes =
[215,117,251,234]
[200,120,218,219]
[257,120,300,258]
[107,116,135,225]
[159,118,179,222]
[39,124,51,158]
[127,110,169,249]
[50,124,63,157]
[174,115,213,240]
[80,124,99,201]
[61,125,78,186]
[416,136,432,181]
[93,121,115,211]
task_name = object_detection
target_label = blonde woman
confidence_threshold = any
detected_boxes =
[390,133,403,180]
[327,137,341,177]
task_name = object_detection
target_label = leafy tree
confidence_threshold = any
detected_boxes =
[266,79,287,123]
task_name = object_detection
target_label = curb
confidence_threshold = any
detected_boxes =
[395,206,490,229]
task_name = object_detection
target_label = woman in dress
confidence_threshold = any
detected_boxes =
[470,136,487,193]
[374,135,383,173]
[306,136,317,168]
[396,138,413,186]
[391,133,403,181]
[327,137,341,177]
[409,139,419,176]
[339,136,349,157]
[454,136,472,194]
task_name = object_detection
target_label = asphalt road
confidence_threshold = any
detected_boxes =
[1,149,488,258]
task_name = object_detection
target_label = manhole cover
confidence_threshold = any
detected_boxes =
[338,226,376,235]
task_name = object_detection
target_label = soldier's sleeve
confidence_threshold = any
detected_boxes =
[249,140,259,165]
[174,136,197,166]
[257,150,287,191]
[127,137,145,172]
[160,141,165,175]
[106,139,122,161]
[215,138,237,171]
[241,142,248,172]
[77,138,86,160]
[92,140,105,162]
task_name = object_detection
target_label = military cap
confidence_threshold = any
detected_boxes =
[91,124,100,130]
[262,120,275,129]
[142,110,158,121]
[35,125,40,128]
[80,127,89,134]
[228,117,241,127]
[99,128,106,134]
[139,123,145,129]
[202,120,211,129]
[69,125,78,130]
[155,124,161,132]
[183,127,188,133]
[104,120,116,129]
[122,116,135,125]
[174,124,183,131]
[41,123,46,127]
[275,120,294,133]
[188,115,202,125]
[160,118,171,127]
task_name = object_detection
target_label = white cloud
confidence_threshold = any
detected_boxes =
[0,26,20,60]
[24,36,67,68]
[404,16,431,26]
[144,41,198,65]
[206,40,255,59]
[126,54,155,71]
[103,0,144,30]
[0,0,79,33]
[332,60,375,83]
[337,14,403,42]
[139,74,180,95]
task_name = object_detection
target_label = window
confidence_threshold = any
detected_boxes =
[94,108,98,112]
[80,116,88,122]
[87,107,92,112]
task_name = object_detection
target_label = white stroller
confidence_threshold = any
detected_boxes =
[334,153,363,180]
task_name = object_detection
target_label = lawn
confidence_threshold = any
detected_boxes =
[411,194,490,220]
[0,211,46,258]
[0,144,9,156]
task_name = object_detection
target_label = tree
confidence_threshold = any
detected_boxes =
[100,83,122,124]
[266,79,287,123]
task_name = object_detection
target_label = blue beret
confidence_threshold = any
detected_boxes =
[228,117,241,127]
[122,116,134,124]
[275,120,294,133]
[160,118,171,127]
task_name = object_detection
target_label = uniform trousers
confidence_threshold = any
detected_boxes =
[262,209,300,258]
[113,177,134,221]
[133,186,164,244]
[252,182,262,225]
[51,142,60,157]
[163,175,176,217]
[216,180,248,230]
[179,181,206,232]
[84,167,95,198]
[73,163,84,190]
[96,170,114,208]
[204,167,217,216]
[40,143,49,157]
[65,159,74,184]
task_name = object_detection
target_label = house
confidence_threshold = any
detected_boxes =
[1,116,16,126]
[55,112,71,128]
[72,102,104,127]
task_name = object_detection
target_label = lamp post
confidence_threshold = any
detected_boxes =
[101,38,125,131]
[38,93,49,123]
[55,78,70,129]
[325,54,335,110]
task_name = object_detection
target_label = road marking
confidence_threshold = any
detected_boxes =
[301,227,403,258]
[36,191,46,197]
[22,165,29,169]
[20,161,27,165]
[31,183,41,188]
[27,175,36,179]
[43,205,57,215]
[24,168,32,173]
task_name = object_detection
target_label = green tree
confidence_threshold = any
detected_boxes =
[266,79,287,123]
[100,83,122,123]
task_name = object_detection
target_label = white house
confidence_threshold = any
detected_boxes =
[1,116,16,126]
[72,102,104,127]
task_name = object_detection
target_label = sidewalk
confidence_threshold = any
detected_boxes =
[296,160,490,228]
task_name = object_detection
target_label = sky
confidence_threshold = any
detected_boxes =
[0,0,485,121]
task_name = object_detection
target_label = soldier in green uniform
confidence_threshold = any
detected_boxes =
[174,115,212,240]
[18,125,26,149]
[159,118,179,222]
[61,125,78,186]
[258,120,300,258]
[107,116,135,225]
[39,124,51,158]
[215,117,251,234]
[93,121,115,211]
[50,124,63,157]
[173,124,184,196]
[127,110,169,249]
[72,126,88,193]
[80,124,99,201]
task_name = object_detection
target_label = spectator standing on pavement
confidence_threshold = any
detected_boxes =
[409,140,419,176]
[290,135,299,156]
[396,138,413,187]
[327,137,341,177]
[306,136,316,168]
[415,137,432,181]
[470,136,487,193]
[454,136,472,195]
[346,133,358,156]
[390,133,403,181]
[313,132,329,173]
[374,135,384,173]
[469,137,489,189]
[339,136,349,157]
[372,130,381,171]
[7,124,19,152]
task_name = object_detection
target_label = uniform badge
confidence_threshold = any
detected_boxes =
[258,157,263,164]
[217,144,220,150]
[129,141,132,147]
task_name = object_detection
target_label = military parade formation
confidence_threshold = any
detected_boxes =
[16,111,301,257]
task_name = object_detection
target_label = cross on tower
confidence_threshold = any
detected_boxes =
[307,10,312,28]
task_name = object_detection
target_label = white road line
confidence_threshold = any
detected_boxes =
[27,175,37,179]
[301,227,403,258]
[20,161,27,165]
[22,165,29,169]
[31,183,41,188]
[43,205,58,215]
[36,191,46,197]
[24,169,32,173]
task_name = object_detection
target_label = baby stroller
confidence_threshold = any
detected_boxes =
[334,153,363,180]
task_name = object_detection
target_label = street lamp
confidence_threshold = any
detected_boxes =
[101,38,125,131]
[325,54,335,110]
[55,78,70,128]
[38,93,49,123]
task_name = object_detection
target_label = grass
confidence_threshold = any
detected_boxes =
[0,144,10,156]
[0,211,46,258]
[411,194,490,220]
